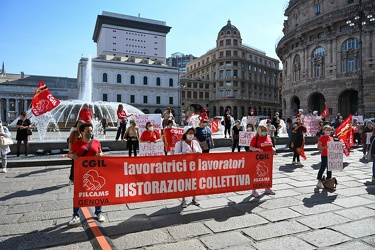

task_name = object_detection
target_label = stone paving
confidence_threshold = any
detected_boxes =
[0,147,374,249]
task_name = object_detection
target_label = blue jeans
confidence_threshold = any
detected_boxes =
[73,206,102,217]
[317,156,332,180]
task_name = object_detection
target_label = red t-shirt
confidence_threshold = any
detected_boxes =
[71,139,101,156]
[117,110,127,120]
[79,108,92,122]
[140,130,161,142]
[250,135,273,151]
[318,135,334,156]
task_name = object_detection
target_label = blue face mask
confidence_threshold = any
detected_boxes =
[261,132,267,136]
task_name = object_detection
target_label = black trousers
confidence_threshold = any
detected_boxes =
[116,122,126,140]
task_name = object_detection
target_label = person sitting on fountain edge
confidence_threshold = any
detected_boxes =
[78,103,92,123]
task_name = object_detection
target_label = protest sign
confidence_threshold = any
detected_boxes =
[73,152,273,207]
[163,127,184,152]
[239,131,256,146]
[303,116,321,136]
[247,116,258,125]
[133,114,162,134]
[327,141,343,171]
[139,141,165,156]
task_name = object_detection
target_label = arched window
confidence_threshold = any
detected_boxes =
[169,78,173,87]
[293,54,301,81]
[341,38,360,73]
[130,75,135,84]
[311,47,325,77]
[143,76,148,85]
[156,77,161,86]
[117,74,121,83]
[103,73,107,82]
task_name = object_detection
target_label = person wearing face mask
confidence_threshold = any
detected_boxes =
[140,121,161,143]
[174,127,202,208]
[0,121,12,173]
[290,123,307,166]
[361,120,374,159]
[266,119,277,147]
[67,122,105,226]
[249,125,276,197]
[231,120,243,152]
[249,108,255,116]
[244,123,256,152]
[122,120,140,156]
[223,109,232,138]
[195,119,214,153]
[316,125,335,189]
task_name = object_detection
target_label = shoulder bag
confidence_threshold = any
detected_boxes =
[81,140,94,156]
[367,138,374,162]
[0,136,13,146]
[323,177,337,190]
[199,128,209,151]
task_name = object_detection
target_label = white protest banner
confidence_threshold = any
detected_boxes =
[366,132,372,145]
[239,131,256,146]
[352,115,363,123]
[327,141,343,171]
[133,114,162,134]
[139,141,165,156]
[247,116,258,125]
[304,116,321,136]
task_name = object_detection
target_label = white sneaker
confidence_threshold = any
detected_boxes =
[1,168,7,173]
[296,162,303,166]
[68,215,80,226]
[292,161,297,165]
[97,213,105,222]
[316,182,324,189]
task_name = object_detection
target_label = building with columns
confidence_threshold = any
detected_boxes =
[276,0,375,119]
[77,12,180,121]
[183,20,281,120]
[0,72,77,123]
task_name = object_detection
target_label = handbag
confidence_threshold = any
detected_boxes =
[0,136,13,146]
[323,177,337,190]
[27,129,33,135]
[199,140,209,151]
[367,138,374,162]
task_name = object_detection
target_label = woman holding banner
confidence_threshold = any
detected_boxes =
[174,127,202,208]
[249,125,276,197]
[140,121,161,143]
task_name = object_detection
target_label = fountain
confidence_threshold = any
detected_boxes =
[9,55,144,141]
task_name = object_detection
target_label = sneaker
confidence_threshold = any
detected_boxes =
[97,213,105,222]
[264,188,276,195]
[296,162,303,166]
[292,161,297,165]
[181,200,187,208]
[316,182,324,189]
[68,180,74,185]
[192,199,200,206]
[1,168,7,173]
[68,215,80,226]
[252,190,260,198]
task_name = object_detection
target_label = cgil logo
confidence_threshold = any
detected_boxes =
[82,160,107,167]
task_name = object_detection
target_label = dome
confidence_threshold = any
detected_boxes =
[218,20,241,38]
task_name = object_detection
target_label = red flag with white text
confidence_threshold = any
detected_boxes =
[211,119,219,133]
[334,114,353,156]
[31,80,60,116]
[320,107,329,119]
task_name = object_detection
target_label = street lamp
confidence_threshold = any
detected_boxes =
[346,0,374,116]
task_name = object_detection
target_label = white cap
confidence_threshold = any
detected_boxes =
[313,110,318,115]
[183,126,193,134]
[298,109,303,112]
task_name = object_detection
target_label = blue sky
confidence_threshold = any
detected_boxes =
[0,0,287,78]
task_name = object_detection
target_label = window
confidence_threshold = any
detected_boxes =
[347,57,355,72]
[156,96,161,104]
[143,76,148,85]
[130,75,135,84]
[220,40,224,46]
[156,77,161,86]
[117,94,121,102]
[103,94,107,101]
[226,81,231,87]
[169,97,173,105]
[234,39,238,46]
[117,74,121,83]
[311,47,325,77]
[313,47,325,58]
[130,95,135,103]
[225,51,231,57]
[103,73,108,82]
[226,39,231,45]
[226,70,231,77]
[226,61,231,67]
[341,38,359,51]
[143,96,148,103]
[316,4,321,15]
[169,78,173,87]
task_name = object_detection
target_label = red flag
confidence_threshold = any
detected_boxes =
[334,114,353,156]
[296,141,307,160]
[320,107,329,118]
[211,119,219,133]
[31,80,60,116]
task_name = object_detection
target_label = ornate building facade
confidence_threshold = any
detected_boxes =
[183,21,281,120]
[276,0,375,119]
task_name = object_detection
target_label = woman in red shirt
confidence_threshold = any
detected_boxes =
[316,125,334,188]
[116,104,132,141]
[140,122,161,142]
[249,124,276,197]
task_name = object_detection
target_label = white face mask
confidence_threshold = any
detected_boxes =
[148,126,153,131]
[186,134,194,140]
[247,128,252,132]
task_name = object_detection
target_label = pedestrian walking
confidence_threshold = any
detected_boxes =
[316,125,334,189]
[249,124,276,197]
[67,122,105,226]
[15,111,31,157]
[362,120,373,159]
[0,121,11,173]
[174,127,202,208]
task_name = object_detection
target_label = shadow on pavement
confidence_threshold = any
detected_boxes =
[0,184,67,201]
[364,181,375,195]
[14,167,67,178]
[302,189,338,207]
